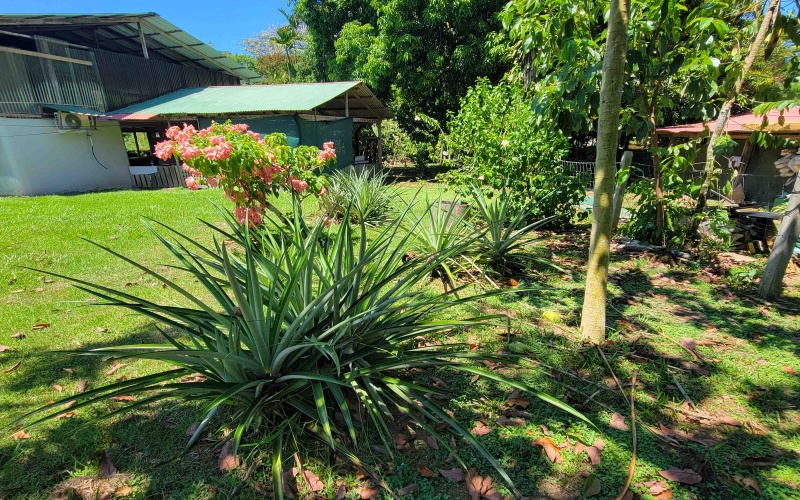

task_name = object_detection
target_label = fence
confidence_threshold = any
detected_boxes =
[129,164,189,189]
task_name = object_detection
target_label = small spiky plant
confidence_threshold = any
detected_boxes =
[16,200,588,498]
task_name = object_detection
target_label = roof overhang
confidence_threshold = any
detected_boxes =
[0,13,262,82]
[106,81,393,122]
[656,107,800,139]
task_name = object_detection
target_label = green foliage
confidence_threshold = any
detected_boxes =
[318,168,397,226]
[376,119,418,165]
[725,262,761,291]
[15,200,589,498]
[443,78,585,226]
[469,187,557,276]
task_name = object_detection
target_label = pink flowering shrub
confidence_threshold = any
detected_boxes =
[154,121,336,225]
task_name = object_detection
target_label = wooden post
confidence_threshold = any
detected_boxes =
[345,93,349,117]
[377,120,383,169]
[138,22,149,60]
[612,151,633,234]
[759,174,800,300]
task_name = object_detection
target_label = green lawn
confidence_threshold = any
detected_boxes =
[0,186,798,499]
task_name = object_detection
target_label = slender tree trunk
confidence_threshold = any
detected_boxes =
[759,174,800,299]
[685,0,780,245]
[580,0,630,344]
[612,151,634,233]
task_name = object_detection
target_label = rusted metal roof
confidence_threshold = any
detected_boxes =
[656,107,800,138]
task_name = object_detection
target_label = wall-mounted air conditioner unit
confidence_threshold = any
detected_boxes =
[54,111,96,133]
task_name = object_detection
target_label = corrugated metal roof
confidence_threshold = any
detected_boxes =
[0,13,262,82]
[656,107,800,137]
[108,81,393,120]
[40,104,106,116]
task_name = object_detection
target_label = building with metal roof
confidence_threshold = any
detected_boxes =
[0,12,391,195]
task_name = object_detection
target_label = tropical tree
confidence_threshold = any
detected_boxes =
[580,0,631,344]
[242,9,313,83]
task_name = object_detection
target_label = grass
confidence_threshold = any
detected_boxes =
[1,185,799,499]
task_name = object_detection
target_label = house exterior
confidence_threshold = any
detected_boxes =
[655,107,800,205]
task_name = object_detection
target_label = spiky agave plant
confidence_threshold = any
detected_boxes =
[469,187,564,276]
[16,200,588,498]
[318,168,397,226]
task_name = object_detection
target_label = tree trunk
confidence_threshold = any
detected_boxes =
[759,174,800,300]
[580,0,630,344]
[685,0,780,245]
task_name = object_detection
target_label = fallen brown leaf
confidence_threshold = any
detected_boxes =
[115,485,134,497]
[76,380,88,393]
[426,435,439,450]
[659,467,702,484]
[185,423,200,437]
[472,421,493,436]
[359,484,380,499]
[610,412,629,431]
[532,436,563,463]
[52,384,63,392]
[0,345,11,352]
[439,468,465,482]
[301,469,324,492]
[218,441,240,471]
[431,376,448,388]
[714,416,743,427]
[781,365,797,375]
[740,456,777,468]
[98,451,117,478]
[11,332,25,339]
[466,468,501,500]
[54,411,76,419]
[63,368,74,374]
[418,466,438,478]
[397,483,419,495]
[31,323,50,330]
[109,395,135,402]
[4,361,21,373]
[105,362,127,376]
[11,430,30,441]
[496,416,525,427]
[586,444,602,465]
[334,483,346,500]
[574,441,586,454]
[734,475,761,494]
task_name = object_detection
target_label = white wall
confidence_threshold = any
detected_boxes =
[0,117,132,196]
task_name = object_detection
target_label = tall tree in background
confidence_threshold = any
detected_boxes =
[242,9,313,83]
[580,0,630,344]
[685,0,781,245]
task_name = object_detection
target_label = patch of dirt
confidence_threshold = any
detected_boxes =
[50,474,133,500]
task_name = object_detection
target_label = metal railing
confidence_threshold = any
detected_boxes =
[130,164,189,189]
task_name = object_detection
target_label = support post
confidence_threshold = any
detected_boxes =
[377,120,383,169]
[612,151,633,234]
[138,22,149,59]
[345,93,349,117]
[759,174,800,300]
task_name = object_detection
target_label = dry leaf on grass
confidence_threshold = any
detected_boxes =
[334,483,346,500]
[393,433,408,447]
[76,380,88,393]
[733,475,761,494]
[105,363,127,376]
[426,435,439,450]
[466,468,502,500]
[714,416,743,427]
[11,332,26,339]
[586,445,602,465]
[52,384,63,392]
[359,484,380,499]
[532,436,563,463]
[740,456,777,468]
[109,395,135,402]
[0,346,11,352]
[418,466,438,478]
[11,430,30,441]
[218,441,240,471]
[31,323,50,330]
[610,412,629,431]
[439,468,465,482]
[635,480,669,496]
[431,376,448,388]
[301,469,324,492]
[659,467,702,484]
[4,361,21,373]
[472,421,493,436]
[54,411,76,419]
[63,368,74,374]
[398,483,419,495]
[115,485,134,497]
[497,416,525,427]
[781,365,797,375]
[185,423,200,437]
[98,451,117,478]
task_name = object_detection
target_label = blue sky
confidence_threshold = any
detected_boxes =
[2,0,290,54]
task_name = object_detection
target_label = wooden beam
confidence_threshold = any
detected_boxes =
[759,174,800,299]
[137,22,149,59]
[0,45,92,65]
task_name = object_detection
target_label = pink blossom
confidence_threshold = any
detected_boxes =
[154,140,176,160]
[198,127,212,138]
[234,206,262,227]
[165,126,181,139]
[178,142,202,160]
[318,141,336,162]
[185,176,199,191]
[204,141,233,161]
[207,176,220,188]
[323,217,334,227]
[233,123,249,132]
[182,123,197,136]
[209,135,227,146]
[246,130,261,141]
[319,186,327,196]
[289,176,308,193]
[181,163,201,177]
[323,141,334,149]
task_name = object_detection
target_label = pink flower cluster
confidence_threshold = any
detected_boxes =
[185,176,199,191]
[233,206,262,227]
[289,176,309,193]
[318,141,336,162]
[203,136,233,161]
